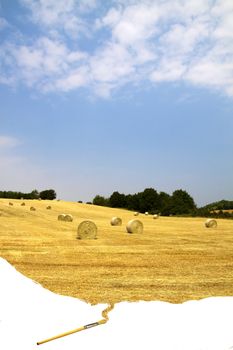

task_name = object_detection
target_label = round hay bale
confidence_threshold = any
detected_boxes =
[205,219,217,228]
[134,212,139,216]
[9,202,13,206]
[46,206,52,210]
[30,206,36,211]
[153,214,159,219]
[21,202,26,206]
[64,214,73,222]
[145,212,149,215]
[126,219,143,234]
[77,220,97,240]
[58,214,66,221]
[110,217,122,226]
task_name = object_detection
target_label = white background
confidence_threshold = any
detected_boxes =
[1,258,233,350]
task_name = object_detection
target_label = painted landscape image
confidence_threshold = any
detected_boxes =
[0,1,233,349]
[1,195,233,305]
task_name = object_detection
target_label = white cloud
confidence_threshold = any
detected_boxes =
[21,0,76,26]
[151,60,186,82]
[159,21,209,56]
[0,136,20,149]
[1,37,88,89]
[103,4,160,46]
[16,37,68,73]
[90,43,135,83]
[1,0,233,98]
[51,67,89,92]
[186,60,233,97]
[20,0,97,37]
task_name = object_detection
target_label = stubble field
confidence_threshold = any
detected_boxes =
[0,198,233,305]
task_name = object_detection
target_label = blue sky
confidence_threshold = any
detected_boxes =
[0,0,233,206]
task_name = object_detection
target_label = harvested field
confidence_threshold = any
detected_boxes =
[0,198,233,305]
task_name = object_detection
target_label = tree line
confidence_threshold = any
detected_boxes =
[93,189,233,219]
[0,189,56,200]
[1,187,232,218]
[200,200,233,211]
[194,200,233,219]
[93,188,196,215]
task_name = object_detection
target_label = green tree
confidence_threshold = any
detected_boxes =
[93,195,109,206]
[158,191,172,215]
[30,189,40,199]
[39,189,56,200]
[109,191,126,208]
[125,194,140,210]
[138,188,159,213]
[170,189,196,215]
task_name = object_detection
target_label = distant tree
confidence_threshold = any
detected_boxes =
[39,189,56,200]
[30,189,40,199]
[170,189,196,215]
[0,189,40,199]
[158,191,172,215]
[93,195,109,206]
[91,188,233,218]
[109,191,126,208]
[200,200,233,211]
[125,194,140,210]
[138,188,159,213]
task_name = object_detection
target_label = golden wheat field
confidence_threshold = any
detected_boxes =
[0,198,233,305]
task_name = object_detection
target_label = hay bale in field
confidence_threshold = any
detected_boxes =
[46,206,52,210]
[153,214,159,219]
[9,202,13,206]
[126,219,143,234]
[145,212,149,215]
[58,214,66,221]
[134,212,139,216]
[64,214,73,222]
[110,217,122,226]
[77,220,97,240]
[21,203,25,206]
[30,206,36,211]
[205,219,217,228]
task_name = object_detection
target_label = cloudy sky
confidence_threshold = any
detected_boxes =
[0,0,233,206]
